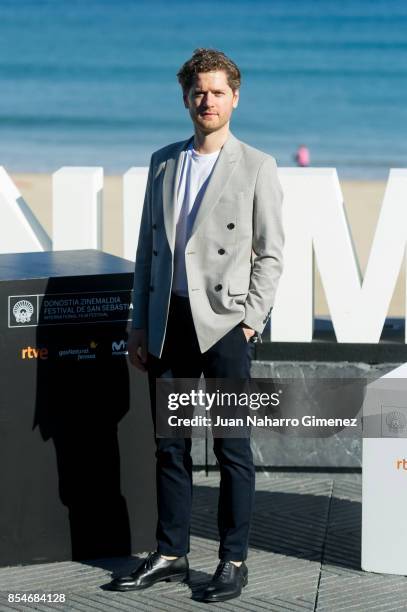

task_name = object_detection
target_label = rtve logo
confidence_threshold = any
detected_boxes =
[21,346,48,360]
[395,459,407,471]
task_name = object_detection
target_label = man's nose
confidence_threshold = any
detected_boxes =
[202,92,215,107]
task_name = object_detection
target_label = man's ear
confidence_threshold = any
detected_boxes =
[232,88,240,109]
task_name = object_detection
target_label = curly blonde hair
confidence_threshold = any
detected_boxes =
[177,48,241,93]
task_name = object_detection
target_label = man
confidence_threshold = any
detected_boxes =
[108,48,284,602]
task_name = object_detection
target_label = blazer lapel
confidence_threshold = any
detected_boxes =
[189,131,242,237]
[163,136,193,253]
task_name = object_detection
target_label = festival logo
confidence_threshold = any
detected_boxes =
[9,296,39,327]
[382,406,407,437]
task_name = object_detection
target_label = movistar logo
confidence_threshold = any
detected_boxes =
[112,339,127,355]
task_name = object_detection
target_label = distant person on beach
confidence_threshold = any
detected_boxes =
[295,144,310,167]
[108,48,284,602]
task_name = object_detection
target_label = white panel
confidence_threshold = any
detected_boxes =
[0,167,51,254]
[52,167,103,250]
[362,437,407,574]
[362,366,407,574]
[123,167,148,262]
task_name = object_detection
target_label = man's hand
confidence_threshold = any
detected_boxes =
[240,323,256,342]
[127,328,148,372]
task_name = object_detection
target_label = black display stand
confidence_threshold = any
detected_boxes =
[0,249,156,566]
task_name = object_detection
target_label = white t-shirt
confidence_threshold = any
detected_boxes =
[172,143,220,297]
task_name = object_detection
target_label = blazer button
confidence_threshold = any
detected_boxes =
[153,250,158,256]
[218,248,225,255]
[227,223,235,230]
[149,285,154,292]
[152,224,157,230]
[214,284,222,292]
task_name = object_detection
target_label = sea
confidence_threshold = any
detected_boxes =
[0,0,406,178]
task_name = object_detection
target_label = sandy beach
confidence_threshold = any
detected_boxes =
[10,173,403,317]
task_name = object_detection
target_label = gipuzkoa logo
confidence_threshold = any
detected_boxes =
[386,411,407,433]
[112,339,127,355]
[58,341,98,360]
[13,299,34,323]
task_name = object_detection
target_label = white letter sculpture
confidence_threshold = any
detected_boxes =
[272,168,407,343]
[2,165,407,344]
[52,167,103,250]
[0,166,51,254]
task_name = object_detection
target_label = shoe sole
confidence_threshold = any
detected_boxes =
[108,572,189,592]
[165,573,189,583]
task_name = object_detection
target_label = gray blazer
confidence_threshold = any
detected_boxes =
[131,131,284,358]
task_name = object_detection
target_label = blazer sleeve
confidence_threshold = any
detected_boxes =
[243,155,284,333]
[131,156,154,329]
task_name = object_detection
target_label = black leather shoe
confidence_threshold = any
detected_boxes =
[107,552,189,591]
[201,560,248,602]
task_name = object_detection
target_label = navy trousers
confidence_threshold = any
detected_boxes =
[147,294,255,561]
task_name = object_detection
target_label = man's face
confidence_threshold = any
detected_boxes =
[183,70,239,134]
